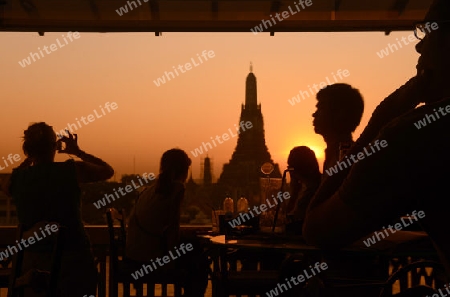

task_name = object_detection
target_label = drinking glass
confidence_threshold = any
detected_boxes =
[259,177,285,233]
[211,210,225,233]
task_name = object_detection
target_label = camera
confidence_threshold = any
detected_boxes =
[56,138,66,151]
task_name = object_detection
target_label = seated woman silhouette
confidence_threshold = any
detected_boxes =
[126,148,208,297]
[285,146,322,232]
[6,122,114,297]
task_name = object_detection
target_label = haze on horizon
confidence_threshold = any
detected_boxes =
[0,31,419,181]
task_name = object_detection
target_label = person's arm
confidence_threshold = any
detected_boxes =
[354,76,426,148]
[303,152,405,248]
[165,183,184,249]
[286,178,301,214]
[57,131,114,183]
[73,150,114,183]
[1,157,33,197]
[292,180,321,221]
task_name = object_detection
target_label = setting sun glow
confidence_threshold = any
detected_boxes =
[282,142,325,164]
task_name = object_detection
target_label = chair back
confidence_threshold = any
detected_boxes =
[106,208,127,297]
[105,208,186,297]
[7,221,65,297]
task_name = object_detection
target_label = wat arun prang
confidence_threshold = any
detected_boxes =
[216,64,282,205]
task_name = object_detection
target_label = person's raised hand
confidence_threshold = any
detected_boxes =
[57,130,81,155]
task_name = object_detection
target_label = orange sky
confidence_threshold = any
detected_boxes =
[0,31,419,181]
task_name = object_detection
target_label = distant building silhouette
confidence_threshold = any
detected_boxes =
[185,170,198,199]
[201,156,213,185]
[217,63,282,204]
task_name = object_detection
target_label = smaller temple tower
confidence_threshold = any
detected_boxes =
[201,156,213,186]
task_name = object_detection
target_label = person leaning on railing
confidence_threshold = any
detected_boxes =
[4,123,114,297]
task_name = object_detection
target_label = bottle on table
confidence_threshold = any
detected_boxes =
[237,197,248,214]
[223,196,234,218]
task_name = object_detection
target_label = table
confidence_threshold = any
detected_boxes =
[206,231,440,297]
[209,231,436,255]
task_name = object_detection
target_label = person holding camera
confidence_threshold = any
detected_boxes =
[5,122,114,297]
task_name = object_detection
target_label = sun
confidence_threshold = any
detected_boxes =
[283,143,325,160]
[306,145,325,160]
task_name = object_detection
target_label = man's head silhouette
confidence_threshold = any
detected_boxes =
[415,0,450,103]
[312,83,364,140]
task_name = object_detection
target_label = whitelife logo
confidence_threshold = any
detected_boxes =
[0,223,59,261]
[414,103,450,130]
[288,69,350,106]
[153,50,215,87]
[422,282,450,297]
[93,173,156,209]
[376,22,438,59]
[190,121,253,158]
[250,0,313,34]
[265,262,328,297]
[325,139,388,176]
[228,191,291,228]
[0,153,21,172]
[362,211,425,247]
[18,32,81,68]
[54,102,118,137]
[130,243,193,280]
[116,0,145,16]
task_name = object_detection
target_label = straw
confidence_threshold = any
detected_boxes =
[272,168,289,232]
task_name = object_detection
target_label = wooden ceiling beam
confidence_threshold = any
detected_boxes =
[391,0,410,17]
[88,0,101,20]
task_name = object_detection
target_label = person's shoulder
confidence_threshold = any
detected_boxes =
[172,181,185,191]
[62,159,77,165]
[54,159,77,174]
[363,98,450,175]
[48,159,76,168]
[11,166,22,175]
[377,103,431,138]
[138,185,156,199]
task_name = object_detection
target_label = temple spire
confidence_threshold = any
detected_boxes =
[218,65,282,202]
[245,63,257,108]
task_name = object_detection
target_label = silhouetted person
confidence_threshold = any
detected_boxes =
[285,146,321,232]
[6,123,114,297]
[304,0,450,286]
[126,149,208,297]
[312,84,364,173]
